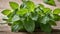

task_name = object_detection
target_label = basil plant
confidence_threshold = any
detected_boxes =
[1,0,60,33]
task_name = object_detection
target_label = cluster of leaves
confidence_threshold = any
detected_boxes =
[1,0,60,33]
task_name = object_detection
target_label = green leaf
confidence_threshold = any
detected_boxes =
[25,1,35,12]
[30,12,38,21]
[12,15,20,21]
[6,13,14,25]
[23,17,35,32]
[53,8,60,14]
[43,0,56,6]
[7,9,17,22]
[40,23,52,32]
[20,1,35,12]
[11,20,23,32]
[43,8,51,14]
[22,0,27,2]
[2,9,11,15]
[38,4,45,10]
[9,2,19,9]
[41,15,50,24]
[22,0,31,2]
[7,12,14,22]
[48,20,57,26]
[20,4,25,9]
[35,8,45,16]
[53,14,60,21]
[49,12,54,19]
[16,8,28,16]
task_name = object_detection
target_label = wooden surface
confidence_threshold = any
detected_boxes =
[0,31,60,34]
[0,0,60,32]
